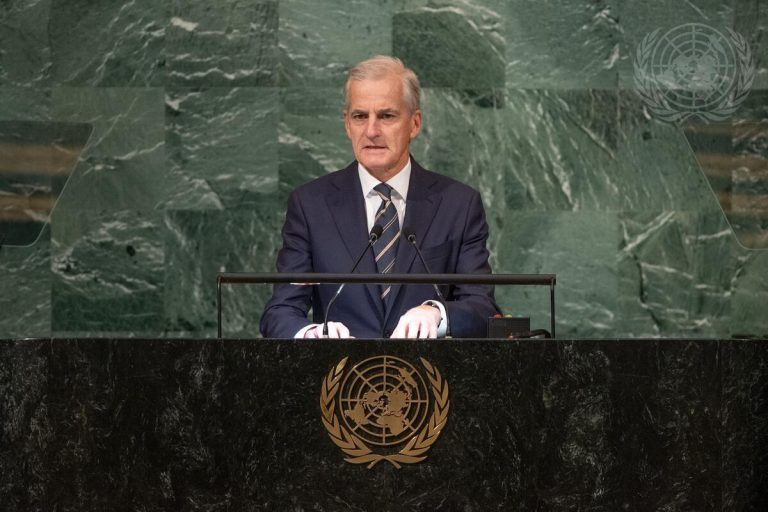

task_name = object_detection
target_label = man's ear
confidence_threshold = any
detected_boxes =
[343,111,352,140]
[410,110,422,140]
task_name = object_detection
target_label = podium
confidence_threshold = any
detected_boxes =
[1,338,766,510]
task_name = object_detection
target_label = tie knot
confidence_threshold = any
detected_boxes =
[374,182,393,201]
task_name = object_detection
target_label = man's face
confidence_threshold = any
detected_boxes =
[344,75,422,181]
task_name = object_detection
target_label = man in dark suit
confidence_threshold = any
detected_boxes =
[260,56,499,339]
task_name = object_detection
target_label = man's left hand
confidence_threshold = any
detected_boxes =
[390,305,442,339]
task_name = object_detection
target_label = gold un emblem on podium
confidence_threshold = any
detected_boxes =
[320,355,450,468]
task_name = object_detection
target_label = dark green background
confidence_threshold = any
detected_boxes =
[1,0,766,338]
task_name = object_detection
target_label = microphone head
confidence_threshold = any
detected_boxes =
[402,227,417,243]
[370,224,383,242]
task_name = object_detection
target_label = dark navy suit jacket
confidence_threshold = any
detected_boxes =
[259,159,500,338]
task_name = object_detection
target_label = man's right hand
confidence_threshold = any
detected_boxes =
[304,322,352,338]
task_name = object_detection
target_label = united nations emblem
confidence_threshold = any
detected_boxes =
[633,23,754,122]
[320,356,449,468]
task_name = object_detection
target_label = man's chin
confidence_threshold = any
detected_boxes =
[357,157,393,175]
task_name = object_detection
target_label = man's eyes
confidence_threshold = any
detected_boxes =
[350,112,398,121]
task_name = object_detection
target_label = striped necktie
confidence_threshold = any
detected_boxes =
[373,183,400,302]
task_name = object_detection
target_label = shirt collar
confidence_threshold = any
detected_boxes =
[358,159,411,201]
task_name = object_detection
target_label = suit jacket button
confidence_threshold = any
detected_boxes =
[384,330,392,338]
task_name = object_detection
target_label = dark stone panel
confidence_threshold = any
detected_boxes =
[0,0,51,86]
[1,338,764,511]
[166,0,278,87]
[48,0,164,86]
[0,339,50,509]
[721,340,768,510]
[40,339,171,510]
[393,9,504,88]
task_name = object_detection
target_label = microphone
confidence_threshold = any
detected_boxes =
[322,224,383,337]
[402,227,451,338]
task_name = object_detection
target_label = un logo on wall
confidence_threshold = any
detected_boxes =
[320,356,450,468]
[634,23,754,122]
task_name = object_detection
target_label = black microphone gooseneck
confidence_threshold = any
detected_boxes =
[402,227,451,338]
[322,224,383,337]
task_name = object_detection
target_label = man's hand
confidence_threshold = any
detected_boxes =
[304,322,352,338]
[391,305,442,339]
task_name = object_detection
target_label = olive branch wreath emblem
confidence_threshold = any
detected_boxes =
[320,356,450,469]
[633,26,754,123]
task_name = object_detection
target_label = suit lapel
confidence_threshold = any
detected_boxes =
[384,160,442,324]
[325,162,384,319]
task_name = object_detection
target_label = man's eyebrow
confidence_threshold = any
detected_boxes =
[376,108,399,115]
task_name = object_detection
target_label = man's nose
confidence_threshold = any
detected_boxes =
[364,117,381,138]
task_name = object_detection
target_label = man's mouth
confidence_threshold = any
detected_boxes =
[363,145,387,150]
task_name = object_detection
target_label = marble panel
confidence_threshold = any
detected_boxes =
[0,120,92,247]
[0,227,51,338]
[48,0,164,86]
[393,3,505,88]
[683,91,768,249]
[163,205,284,337]
[278,87,351,196]
[503,1,620,89]
[50,87,167,212]
[616,0,736,89]
[497,89,623,211]
[0,0,51,86]
[733,0,768,89]
[493,211,619,338]
[617,211,736,338]
[164,87,278,210]
[50,209,165,334]
[278,0,393,87]
[730,250,768,338]
[617,91,722,212]
[166,0,278,87]
[0,87,51,121]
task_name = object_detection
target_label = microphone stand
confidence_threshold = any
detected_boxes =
[322,225,382,337]
[403,228,452,338]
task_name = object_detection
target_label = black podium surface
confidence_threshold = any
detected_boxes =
[1,338,767,511]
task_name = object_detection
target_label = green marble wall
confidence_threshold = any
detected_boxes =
[1,0,766,338]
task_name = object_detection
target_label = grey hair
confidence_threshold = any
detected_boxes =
[344,55,421,113]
